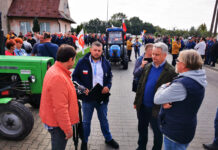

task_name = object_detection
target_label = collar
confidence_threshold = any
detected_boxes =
[55,61,72,77]
[152,60,166,68]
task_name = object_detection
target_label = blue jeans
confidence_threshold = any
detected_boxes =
[134,47,140,59]
[48,127,68,150]
[82,101,112,143]
[214,108,218,145]
[164,136,189,150]
[136,105,163,150]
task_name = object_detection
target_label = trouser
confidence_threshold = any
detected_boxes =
[204,50,211,65]
[134,48,140,59]
[164,136,189,150]
[127,50,132,61]
[136,105,163,150]
[48,127,68,150]
[211,55,218,66]
[214,108,218,145]
[82,101,112,143]
[172,54,178,66]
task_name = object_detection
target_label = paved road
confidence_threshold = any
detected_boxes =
[1,46,218,150]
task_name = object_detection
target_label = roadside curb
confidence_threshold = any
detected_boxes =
[204,64,218,72]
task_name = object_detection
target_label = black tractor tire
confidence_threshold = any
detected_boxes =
[122,48,129,70]
[29,94,41,108]
[0,101,34,140]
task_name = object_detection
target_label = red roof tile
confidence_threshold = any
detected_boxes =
[7,0,75,23]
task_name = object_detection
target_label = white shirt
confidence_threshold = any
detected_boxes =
[194,41,206,55]
[89,56,104,87]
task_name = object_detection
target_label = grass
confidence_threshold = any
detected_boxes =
[73,47,90,68]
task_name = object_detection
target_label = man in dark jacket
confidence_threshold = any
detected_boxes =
[73,41,119,150]
[154,50,207,150]
[134,42,177,150]
[210,41,218,67]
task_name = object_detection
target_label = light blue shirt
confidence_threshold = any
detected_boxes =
[89,56,103,87]
[14,48,27,56]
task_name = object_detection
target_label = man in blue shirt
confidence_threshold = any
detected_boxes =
[37,32,58,60]
[134,42,177,150]
[73,41,119,150]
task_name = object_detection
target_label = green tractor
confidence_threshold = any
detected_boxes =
[0,56,54,140]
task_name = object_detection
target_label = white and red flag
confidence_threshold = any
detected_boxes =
[76,29,85,54]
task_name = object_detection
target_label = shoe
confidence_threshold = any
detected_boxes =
[203,143,218,150]
[211,64,215,67]
[81,142,88,150]
[105,139,119,149]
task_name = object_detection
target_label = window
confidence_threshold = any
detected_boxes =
[40,22,50,34]
[20,22,31,35]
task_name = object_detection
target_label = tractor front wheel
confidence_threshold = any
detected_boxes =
[0,101,34,140]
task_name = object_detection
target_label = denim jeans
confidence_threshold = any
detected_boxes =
[48,127,68,150]
[136,105,163,150]
[134,47,140,59]
[82,101,112,143]
[214,108,218,145]
[164,136,189,150]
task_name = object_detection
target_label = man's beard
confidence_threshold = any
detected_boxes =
[91,55,101,61]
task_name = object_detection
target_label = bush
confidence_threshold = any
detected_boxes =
[73,47,90,68]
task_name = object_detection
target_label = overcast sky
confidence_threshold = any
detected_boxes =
[69,0,215,31]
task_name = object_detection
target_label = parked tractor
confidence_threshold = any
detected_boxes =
[0,56,54,140]
[104,27,128,69]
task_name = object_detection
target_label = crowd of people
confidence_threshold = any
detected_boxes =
[2,30,218,150]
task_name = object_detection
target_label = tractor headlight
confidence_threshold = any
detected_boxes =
[11,75,18,82]
[28,75,36,83]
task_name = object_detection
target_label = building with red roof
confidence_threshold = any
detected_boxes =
[0,0,75,35]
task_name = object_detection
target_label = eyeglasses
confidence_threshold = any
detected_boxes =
[176,59,181,63]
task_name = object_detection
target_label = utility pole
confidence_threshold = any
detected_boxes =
[210,0,218,37]
[0,12,5,55]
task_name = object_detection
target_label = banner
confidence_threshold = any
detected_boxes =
[76,29,85,54]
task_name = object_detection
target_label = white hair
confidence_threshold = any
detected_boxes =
[153,42,168,54]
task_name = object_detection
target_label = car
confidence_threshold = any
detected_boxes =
[0,56,54,140]
[104,27,128,69]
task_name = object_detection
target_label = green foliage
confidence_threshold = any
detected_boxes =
[74,12,209,37]
[32,17,40,33]
[109,12,127,27]
[73,47,90,68]
[76,24,83,34]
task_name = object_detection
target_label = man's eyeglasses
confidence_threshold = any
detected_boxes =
[176,59,181,63]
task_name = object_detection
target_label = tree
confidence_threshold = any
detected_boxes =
[32,17,40,33]
[109,12,127,27]
[128,17,143,35]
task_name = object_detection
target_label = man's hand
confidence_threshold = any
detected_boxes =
[84,89,89,96]
[163,103,172,109]
[102,87,109,94]
[65,129,73,139]
[141,60,148,68]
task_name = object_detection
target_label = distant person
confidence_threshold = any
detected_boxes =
[5,39,16,56]
[194,37,206,59]
[186,37,196,49]
[127,37,133,61]
[203,107,218,150]
[154,50,207,150]
[209,41,218,67]
[22,37,32,54]
[37,32,58,60]
[134,42,177,150]
[133,38,142,59]
[14,38,27,56]
[27,33,36,47]
[39,45,79,150]
[132,43,153,92]
[171,38,181,66]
